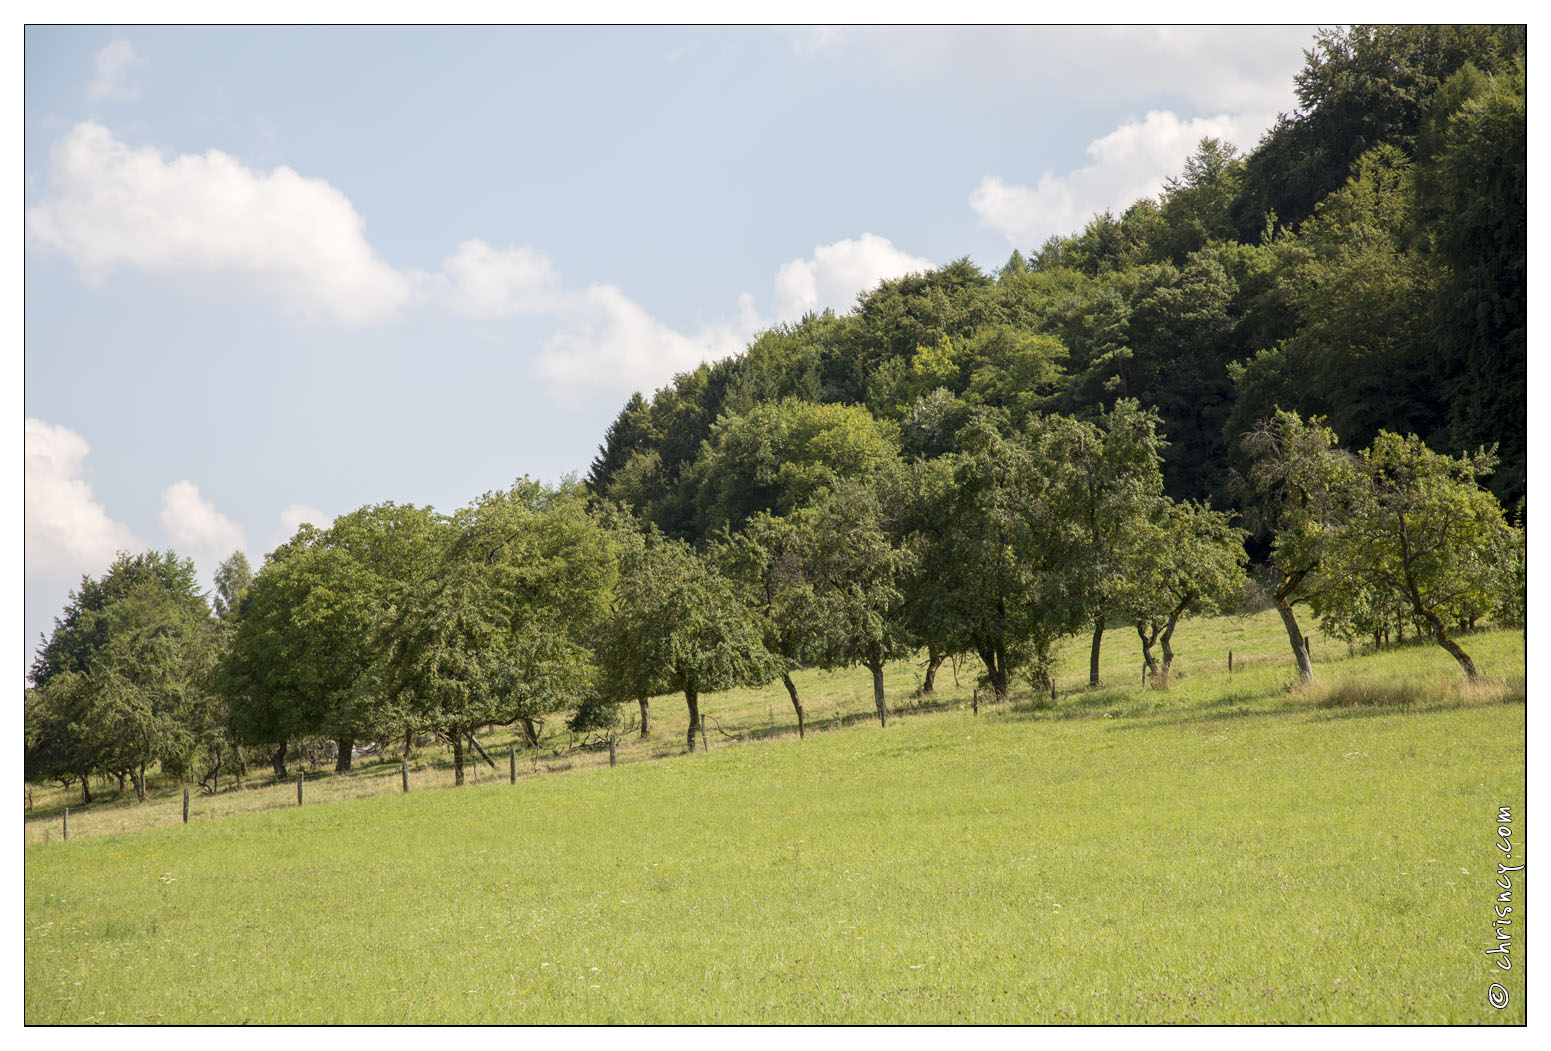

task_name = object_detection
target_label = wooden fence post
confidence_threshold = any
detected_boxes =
[699,714,709,751]
[1050,678,1057,705]
[401,758,409,793]
[1229,650,1233,674]
[183,787,190,825]
[62,806,68,841]
[608,732,617,767]
[509,745,516,784]
[296,773,303,806]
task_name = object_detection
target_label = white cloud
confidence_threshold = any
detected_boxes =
[26,122,416,325]
[23,124,935,402]
[793,26,1307,116]
[271,504,334,551]
[535,286,762,402]
[25,419,140,575]
[437,239,566,318]
[773,234,933,321]
[86,40,147,103]
[533,233,937,399]
[159,481,246,566]
[1078,26,1308,115]
[970,110,1272,246]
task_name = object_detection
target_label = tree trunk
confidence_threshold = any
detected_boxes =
[637,697,650,738]
[1160,614,1180,689]
[467,732,497,768]
[271,742,289,781]
[782,671,806,739]
[1273,586,1314,683]
[1422,609,1479,680]
[977,644,1009,704]
[1089,615,1105,686]
[201,752,224,794]
[115,771,127,795]
[131,763,146,803]
[921,648,945,695]
[80,777,92,805]
[334,738,353,773]
[451,735,465,786]
[685,687,700,752]
[868,653,887,728]
[521,717,540,748]
[1136,621,1160,681]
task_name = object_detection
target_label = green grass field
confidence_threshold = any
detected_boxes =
[23,611,1526,1023]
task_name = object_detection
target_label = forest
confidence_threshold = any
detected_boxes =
[25,25,1527,802]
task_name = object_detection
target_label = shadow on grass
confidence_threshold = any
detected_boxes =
[712,696,962,741]
[965,678,1313,734]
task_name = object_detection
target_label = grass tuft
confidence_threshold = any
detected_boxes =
[1306,678,1421,710]
[1456,674,1525,705]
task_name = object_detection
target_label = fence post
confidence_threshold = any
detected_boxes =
[699,714,709,751]
[62,806,68,841]
[1229,650,1233,674]
[608,732,617,767]
[1050,678,1057,705]
[509,745,516,785]
[183,787,190,825]
[401,758,409,794]
[296,773,303,806]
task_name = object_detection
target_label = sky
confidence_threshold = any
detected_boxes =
[21,24,1319,673]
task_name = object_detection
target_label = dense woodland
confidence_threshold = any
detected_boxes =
[26,26,1527,801]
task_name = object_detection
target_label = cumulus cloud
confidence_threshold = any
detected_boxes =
[534,234,937,399]
[159,481,247,565]
[271,504,335,550]
[793,26,1306,116]
[536,286,762,402]
[25,419,140,575]
[1058,26,1308,115]
[23,124,936,402]
[86,40,147,103]
[970,110,1271,246]
[773,234,933,321]
[437,239,566,318]
[26,122,416,325]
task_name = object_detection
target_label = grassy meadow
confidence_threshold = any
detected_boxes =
[23,610,1526,1023]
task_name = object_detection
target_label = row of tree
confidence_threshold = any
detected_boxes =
[26,399,1522,802]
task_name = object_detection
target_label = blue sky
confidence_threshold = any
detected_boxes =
[22,25,1318,670]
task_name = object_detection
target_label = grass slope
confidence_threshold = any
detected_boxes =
[24,614,1526,1023]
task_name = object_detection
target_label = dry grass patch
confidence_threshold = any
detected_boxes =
[1297,670,1523,712]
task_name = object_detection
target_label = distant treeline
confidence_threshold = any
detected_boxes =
[24,26,1526,806]
[589,25,1526,525]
